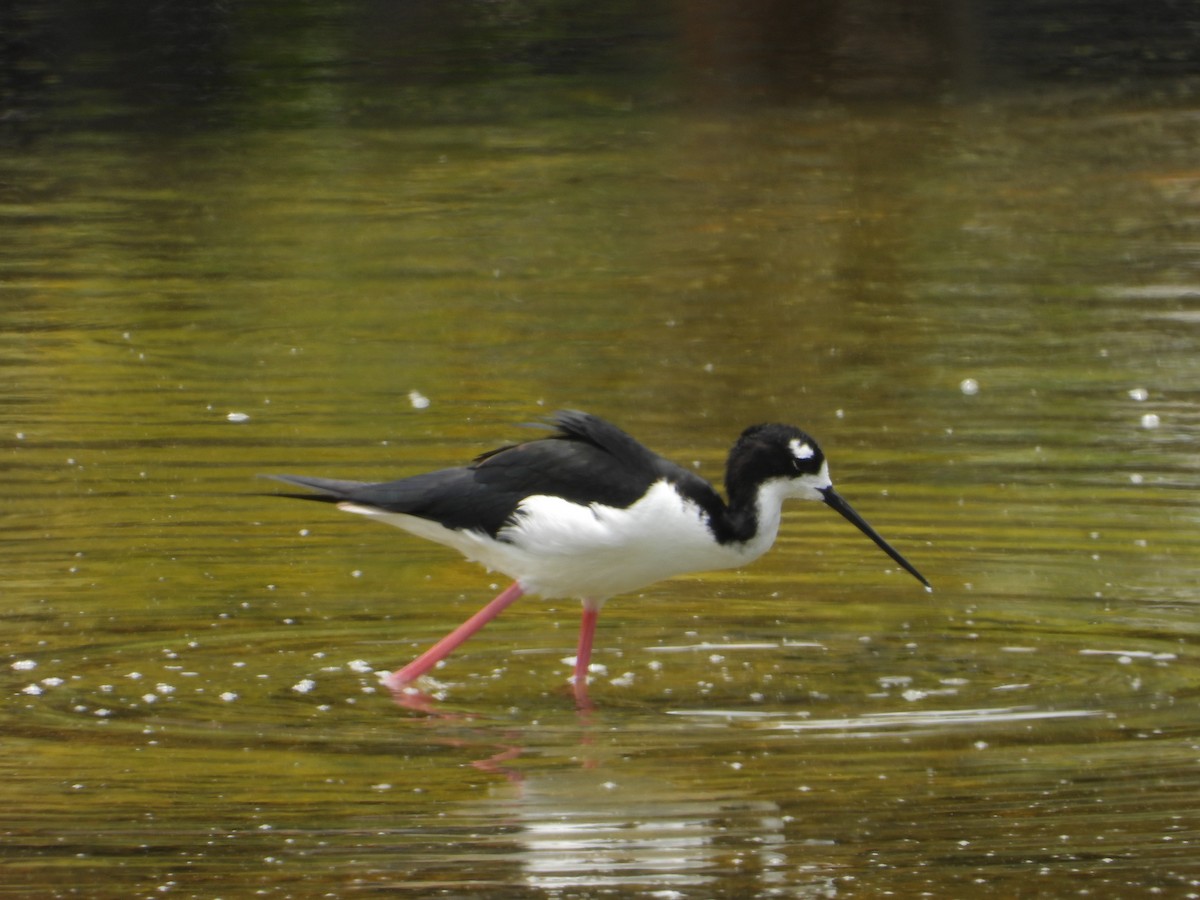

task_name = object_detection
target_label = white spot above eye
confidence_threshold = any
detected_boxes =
[789,439,815,461]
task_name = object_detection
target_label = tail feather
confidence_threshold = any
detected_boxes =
[265,474,370,502]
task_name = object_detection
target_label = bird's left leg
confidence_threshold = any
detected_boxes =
[382,581,525,692]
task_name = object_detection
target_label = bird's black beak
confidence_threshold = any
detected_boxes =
[821,487,931,590]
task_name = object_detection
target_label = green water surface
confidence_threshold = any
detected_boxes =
[2,5,1199,897]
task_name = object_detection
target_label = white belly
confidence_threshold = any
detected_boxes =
[338,480,777,601]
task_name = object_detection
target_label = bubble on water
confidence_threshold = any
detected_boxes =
[960,378,980,396]
[1128,387,1148,401]
[408,390,431,410]
[1140,413,1160,429]
[226,412,250,423]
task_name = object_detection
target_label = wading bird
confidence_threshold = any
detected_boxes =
[271,410,929,706]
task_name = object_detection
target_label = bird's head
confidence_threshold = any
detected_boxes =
[727,423,930,590]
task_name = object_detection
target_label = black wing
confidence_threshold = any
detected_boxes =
[271,411,725,537]
[270,468,514,534]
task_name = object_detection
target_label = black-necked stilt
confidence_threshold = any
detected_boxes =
[271,410,929,705]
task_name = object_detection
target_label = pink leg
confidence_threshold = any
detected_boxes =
[572,602,600,708]
[382,582,525,691]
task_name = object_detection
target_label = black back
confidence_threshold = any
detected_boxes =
[272,411,727,538]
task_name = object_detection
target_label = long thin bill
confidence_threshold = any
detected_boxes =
[821,487,931,590]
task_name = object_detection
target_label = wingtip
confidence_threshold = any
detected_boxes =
[260,473,366,502]
[264,473,313,489]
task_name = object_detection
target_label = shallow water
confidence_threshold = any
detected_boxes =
[4,5,1200,898]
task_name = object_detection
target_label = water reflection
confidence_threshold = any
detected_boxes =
[512,776,789,894]
[4,581,1198,896]
[418,672,1188,897]
[669,705,1104,736]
